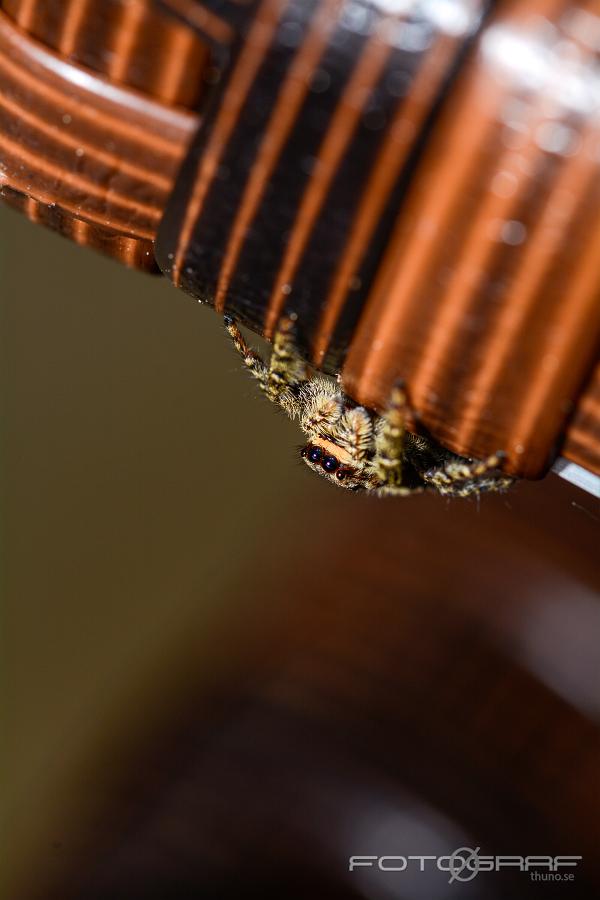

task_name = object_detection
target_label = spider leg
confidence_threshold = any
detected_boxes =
[372,382,409,488]
[265,314,309,402]
[337,407,374,462]
[300,383,344,433]
[429,475,514,497]
[424,452,514,496]
[376,483,425,497]
[224,315,268,391]
[225,313,308,408]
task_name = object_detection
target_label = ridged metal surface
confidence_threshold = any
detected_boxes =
[563,362,600,475]
[342,0,600,478]
[0,0,597,477]
[157,0,600,479]
[0,7,200,268]
[2,0,210,105]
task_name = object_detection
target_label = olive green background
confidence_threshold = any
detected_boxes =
[3,203,599,898]
[1,204,327,895]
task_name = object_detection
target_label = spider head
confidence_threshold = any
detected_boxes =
[300,441,365,490]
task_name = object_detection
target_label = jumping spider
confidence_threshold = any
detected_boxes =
[225,314,513,497]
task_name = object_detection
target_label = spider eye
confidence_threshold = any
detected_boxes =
[308,446,322,463]
[322,455,339,473]
[336,466,353,481]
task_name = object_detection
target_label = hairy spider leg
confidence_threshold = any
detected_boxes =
[266,315,309,402]
[423,452,512,496]
[373,382,409,488]
[336,407,374,462]
[224,315,269,391]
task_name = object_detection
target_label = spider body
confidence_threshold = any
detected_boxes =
[225,314,513,497]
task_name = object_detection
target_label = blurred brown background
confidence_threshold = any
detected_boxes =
[2,203,600,900]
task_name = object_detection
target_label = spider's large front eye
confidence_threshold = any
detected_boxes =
[322,454,339,473]
[308,447,322,463]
